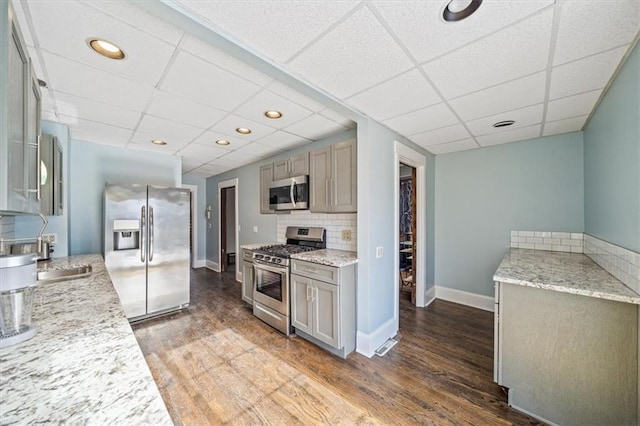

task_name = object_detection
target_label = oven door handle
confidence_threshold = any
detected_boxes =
[290,180,296,208]
[253,261,286,275]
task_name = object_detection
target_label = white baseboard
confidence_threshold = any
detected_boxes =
[435,286,494,312]
[206,260,220,272]
[424,285,436,307]
[356,316,397,358]
[192,259,206,269]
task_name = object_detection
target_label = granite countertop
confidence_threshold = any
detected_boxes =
[291,249,358,267]
[494,248,640,305]
[240,242,276,250]
[0,254,172,425]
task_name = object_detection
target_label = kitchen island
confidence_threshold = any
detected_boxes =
[0,254,171,425]
[493,248,639,425]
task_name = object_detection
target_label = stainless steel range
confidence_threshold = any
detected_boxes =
[252,226,326,335]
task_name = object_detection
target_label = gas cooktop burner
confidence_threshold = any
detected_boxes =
[255,244,318,257]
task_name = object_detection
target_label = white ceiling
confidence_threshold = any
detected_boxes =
[12,0,640,179]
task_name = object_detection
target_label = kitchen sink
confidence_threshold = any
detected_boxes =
[37,265,92,283]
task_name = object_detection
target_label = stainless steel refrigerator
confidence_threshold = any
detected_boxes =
[104,183,190,320]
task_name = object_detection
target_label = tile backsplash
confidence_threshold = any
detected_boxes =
[277,210,357,252]
[510,229,640,295]
[0,215,15,254]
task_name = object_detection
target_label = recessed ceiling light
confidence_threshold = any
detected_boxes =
[87,38,126,60]
[236,127,252,135]
[37,79,47,88]
[216,139,231,146]
[264,110,283,119]
[151,139,167,145]
[492,120,515,128]
[442,0,482,22]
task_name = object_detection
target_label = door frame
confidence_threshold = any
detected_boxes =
[182,184,199,268]
[393,141,426,325]
[218,178,240,282]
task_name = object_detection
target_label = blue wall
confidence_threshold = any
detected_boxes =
[68,140,181,255]
[435,132,585,297]
[584,42,640,252]
[14,121,70,257]
[182,174,207,264]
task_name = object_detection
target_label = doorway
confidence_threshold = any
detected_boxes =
[218,178,240,281]
[399,164,416,305]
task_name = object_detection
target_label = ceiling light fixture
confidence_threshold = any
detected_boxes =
[87,38,126,60]
[492,120,515,128]
[216,139,231,146]
[236,127,252,135]
[37,79,47,88]
[151,139,167,145]
[264,110,283,119]
[442,0,482,22]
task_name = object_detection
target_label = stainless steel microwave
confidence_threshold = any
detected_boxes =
[269,175,309,210]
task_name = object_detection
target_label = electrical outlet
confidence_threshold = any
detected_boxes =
[341,230,352,241]
[376,246,383,258]
[253,226,258,233]
[43,233,57,244]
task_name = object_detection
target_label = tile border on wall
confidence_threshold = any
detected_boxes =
[276,210,357,252]
[510,230,583,253]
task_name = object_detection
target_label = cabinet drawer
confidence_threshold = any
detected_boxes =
[242,249,253,261]
[291,259,338,285]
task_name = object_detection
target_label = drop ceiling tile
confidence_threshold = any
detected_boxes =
[208,155,244,168]
[175,1,359,63]
[61,115,133,147]
[181,35,272,86]
[219,150,264,165]
[28,1,175,85]
[383,103,459,136]
[191,130,251,150]
[127,141,179,155]
[288,7,414,99]
[346,69,441,121]
[318,108,356,128]
[372,0,553,63]
[549,47,628,100]
[553,1,640,66]
[476,125,541,147]
[86,0,184,45]
[546,90,601,122]
[543,116,588,137]
[209,114,276,142]
[234,91,313,128]
[129,129,187,153]
[42,52,154,112]
[184,169,215,179]
[146,90,227,130]
[176,143,228,161]
[423,9,553,99]
[410,124,471,147]
[136,114,203,146]
[161,51,261,111]
[267,81,327,112]
[449,72,546,121]
[182,157,209,173]
[256,130,311,150]
[234,142,284,158]
[426,138,478,155]
[467,104,544,137]
[284,114,348,140]
[193,163,229,176]
[54,91,141,129]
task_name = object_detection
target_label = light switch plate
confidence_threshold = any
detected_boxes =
[376,246,383,258]
[253,226,258,233]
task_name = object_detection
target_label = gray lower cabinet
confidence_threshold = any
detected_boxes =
[290,259,356,358]
[494,281,638,425]
[309,139,356,213]
[259,164,274,214]
[241,250,254,305]
[1,3,41,214]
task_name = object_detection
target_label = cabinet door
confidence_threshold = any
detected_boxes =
[313,281,340,348]
[272,160,290,180]
[289,152,309,176]
[332,139,357,213]
[25,68,41,213]
[259,164,274,214]
[242,261,254,304]
[54,139,63,215]
[6,20,29,211]
[309,146,331,212]
[291,274,313,335]
[40,134,54,215]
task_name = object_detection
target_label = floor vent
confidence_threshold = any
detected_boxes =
[374,338,397,357]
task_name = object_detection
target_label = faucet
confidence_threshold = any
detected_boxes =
[0,213,48,255]
[36,213,49,254]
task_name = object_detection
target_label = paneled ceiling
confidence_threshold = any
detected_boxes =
[12,0,640,178]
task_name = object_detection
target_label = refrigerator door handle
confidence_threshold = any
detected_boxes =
[149,206,154,262]
[140,206,146,262]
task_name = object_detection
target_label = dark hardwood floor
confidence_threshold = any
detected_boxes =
[132,268,540,425]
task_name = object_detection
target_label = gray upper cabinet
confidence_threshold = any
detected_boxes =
[1,3,41,214]
[40,134,63,216]
[310,139,357,213]
[273,152,309,180]
[259,163,274,214]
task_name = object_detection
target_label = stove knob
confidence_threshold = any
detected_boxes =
[255,254,263,260]
[275,258,282,264]
[264,256,271,262]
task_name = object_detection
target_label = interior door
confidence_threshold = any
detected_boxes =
[146,186,190,314]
